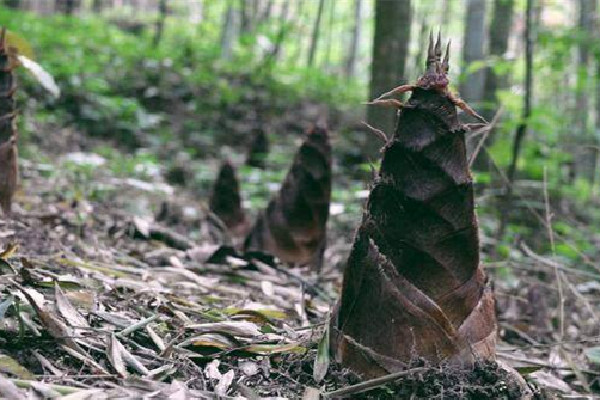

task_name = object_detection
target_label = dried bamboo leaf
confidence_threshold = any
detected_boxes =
[185,321,262,337]
[0,373,27,400]
[145,324,166,352]
[121,345,150,376]
[28,381,61,398]
[181,333,241,352]
[19,286,109,374]
[243,342,304,355]
[302,387,321,400]
[54,282,89,329]
[214,369,234,396]
[107,333,127,378]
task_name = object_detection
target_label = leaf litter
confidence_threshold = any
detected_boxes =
[0,122,600,399]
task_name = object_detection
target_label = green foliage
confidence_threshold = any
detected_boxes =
[1,7,362,149]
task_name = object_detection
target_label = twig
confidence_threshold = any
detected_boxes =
[361,121,388,143]
[468,107,503,168]
[322,367,428,398]
[116,314,158,338]
[543,167,564,344]
[543,171,589,392]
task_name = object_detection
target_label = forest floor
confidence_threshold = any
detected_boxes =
[1,106,600,399]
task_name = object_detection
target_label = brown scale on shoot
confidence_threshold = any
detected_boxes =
[331,33,496,378]
[0,28,18,215]
[244,126,331,269]
[369,31,487,125]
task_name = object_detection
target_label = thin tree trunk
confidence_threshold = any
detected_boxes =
[189,0,203,24]
[594,4,600,189]
[263,0,290,67]
[482,0,514,121]
[575,0,597,182]
[92,0,103,13]
[413,13,429,81]
[507,0,533,183]
[153,0,167,47]
[366,0,411,156]
[55,0,78,14]
[291,0,305,65]
[251,0,259,22]
[472,0,514,170]
[323,0,336,67]
[496,0,534,248]
[344,0,362,79]
[259,0,273,23]
[440,0,451,30]
[4,0,21,9]
[307,0,325,67]
[240,0,253,35]
[460,0,487,107]
[220,1,237,61]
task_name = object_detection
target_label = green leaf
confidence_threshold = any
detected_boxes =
[514,366,543,375]
[313,319,330,383]
[35,280,82,290]
[244,342,305,355]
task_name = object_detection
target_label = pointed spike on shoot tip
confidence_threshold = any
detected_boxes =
[434,31,442,61]
[427,30,435,66]
[443,40,451,72]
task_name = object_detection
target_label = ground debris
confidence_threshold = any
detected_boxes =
[0,117,598,399]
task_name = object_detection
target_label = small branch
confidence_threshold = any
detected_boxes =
[542,167,564,345]
[468,107,504,168]
[361,121,388,143]
[323,367,428,398]
[117,314,158,338]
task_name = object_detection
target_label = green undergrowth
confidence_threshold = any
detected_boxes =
[1,8,361,148]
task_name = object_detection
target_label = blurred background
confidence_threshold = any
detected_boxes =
[1,0,599,266]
